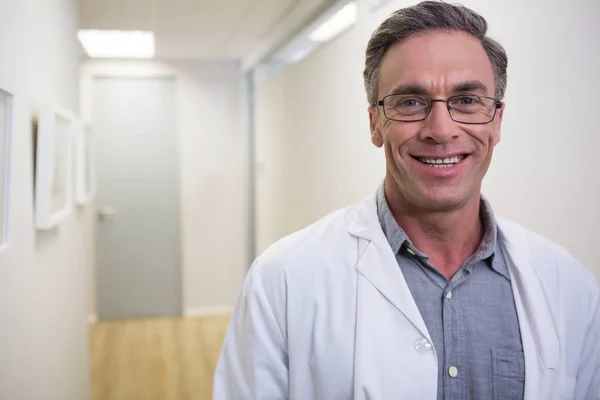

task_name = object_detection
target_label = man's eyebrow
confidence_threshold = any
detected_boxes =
[387,84,429,96]
[452,80,489,95]
[385,81,490,97]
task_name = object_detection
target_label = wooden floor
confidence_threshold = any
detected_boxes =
[90,315,230,400]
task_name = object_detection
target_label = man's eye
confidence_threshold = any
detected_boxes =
[455,96,479,105]
[398,98,423,107]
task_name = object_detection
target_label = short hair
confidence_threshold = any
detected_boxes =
[363,1,508,106]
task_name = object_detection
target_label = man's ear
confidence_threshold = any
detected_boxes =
[369,107,383,148]
[492,103,505,146]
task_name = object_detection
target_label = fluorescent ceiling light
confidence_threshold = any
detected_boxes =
[367,0,393,11]
[78,30,155,59]
[309,2,358,42]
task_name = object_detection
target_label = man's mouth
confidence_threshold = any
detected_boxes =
[412,154,468,169]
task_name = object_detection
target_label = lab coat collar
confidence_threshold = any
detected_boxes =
[348,194,433,343]
[497,218,560,394]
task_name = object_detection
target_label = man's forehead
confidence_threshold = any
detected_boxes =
[378,30,496,96]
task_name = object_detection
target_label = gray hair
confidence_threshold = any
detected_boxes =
[364,1,508,106]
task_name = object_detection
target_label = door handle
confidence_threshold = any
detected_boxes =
[97,207,117,221]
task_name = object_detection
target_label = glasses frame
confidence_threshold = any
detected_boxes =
[374,94,504,125]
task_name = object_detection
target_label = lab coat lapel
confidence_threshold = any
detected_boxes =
[498,218,560,399]
[348,195,431,342]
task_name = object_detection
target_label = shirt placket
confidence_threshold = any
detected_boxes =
[443,271,469,400]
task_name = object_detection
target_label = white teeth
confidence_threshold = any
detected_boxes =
[418,156,462,165]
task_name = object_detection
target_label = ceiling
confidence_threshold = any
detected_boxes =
[79,0,332,60]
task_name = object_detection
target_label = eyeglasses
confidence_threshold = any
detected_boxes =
[373,94,503,124]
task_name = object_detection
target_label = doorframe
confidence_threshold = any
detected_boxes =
[245,69,257,267]
[80,63,184,321]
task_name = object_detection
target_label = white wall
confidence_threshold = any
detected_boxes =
[81,60,249,316]
[255,0,600,280]
[0,0,92,399]
[84,201,97,323]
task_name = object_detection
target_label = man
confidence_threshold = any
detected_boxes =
[214,2,600,399]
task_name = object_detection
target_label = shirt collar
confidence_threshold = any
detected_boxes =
[376,181,510,280]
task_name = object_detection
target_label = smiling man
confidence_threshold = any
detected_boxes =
[214,2,600,399]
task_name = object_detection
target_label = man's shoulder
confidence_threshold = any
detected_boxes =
[250,203,360,279]
[260,203,358,261]
[498,217,598,299]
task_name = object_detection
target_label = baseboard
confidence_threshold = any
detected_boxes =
[184,305,235,317]
[88,314,98,324]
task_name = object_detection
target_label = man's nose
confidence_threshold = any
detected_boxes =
[418,101,460,143]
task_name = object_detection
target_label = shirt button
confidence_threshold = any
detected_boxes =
[406,248,416,256]
[446,291,453,300]
[414,338,433,354]
[448,366,459,378]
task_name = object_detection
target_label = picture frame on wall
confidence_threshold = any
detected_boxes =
[0,89,14,252]
[35,107,75,230]
[74,121,96,205]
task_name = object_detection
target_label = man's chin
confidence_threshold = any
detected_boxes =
[415,191,473,213]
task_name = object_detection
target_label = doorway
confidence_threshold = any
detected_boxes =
[92,77,181,320]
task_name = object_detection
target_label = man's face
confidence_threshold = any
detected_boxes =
[369,31,504,212]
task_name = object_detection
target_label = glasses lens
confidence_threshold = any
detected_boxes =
[448,95,497,123]
[383,94,430,121]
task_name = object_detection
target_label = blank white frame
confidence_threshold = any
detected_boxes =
[35,107,75,230]
[74,121,96,205]
[0,89,14,253]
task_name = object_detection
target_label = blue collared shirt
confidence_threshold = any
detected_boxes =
[376,183,525,400]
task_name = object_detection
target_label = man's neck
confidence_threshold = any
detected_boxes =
[385,179,483,279]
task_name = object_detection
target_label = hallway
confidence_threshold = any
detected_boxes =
[90,316,229,400]
[0,0,599,398]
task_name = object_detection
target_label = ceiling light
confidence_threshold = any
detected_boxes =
[77,30,155,59]
[367,0,393,11]
[309,2,358,43]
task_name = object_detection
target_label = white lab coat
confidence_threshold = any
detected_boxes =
[214,194,600,400]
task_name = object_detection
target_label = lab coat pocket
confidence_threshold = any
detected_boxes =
[491,348,526,400]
